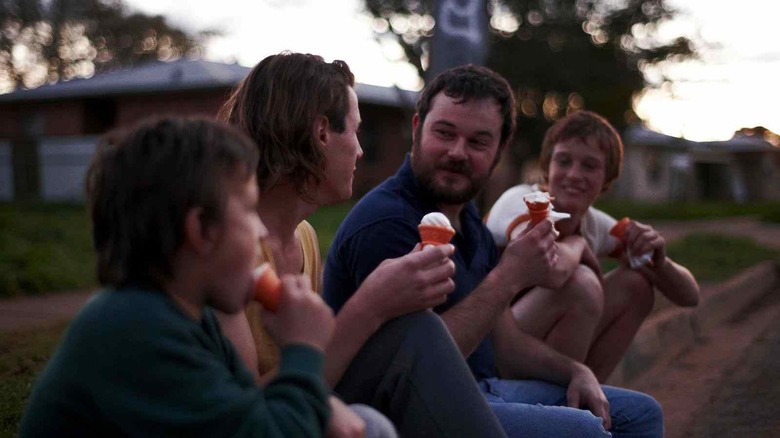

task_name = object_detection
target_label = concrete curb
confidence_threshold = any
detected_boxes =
[608,260,780,387]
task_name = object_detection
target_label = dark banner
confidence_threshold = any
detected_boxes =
[427,0,489,82]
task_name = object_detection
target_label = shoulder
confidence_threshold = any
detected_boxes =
[72,288,205,355]
[337,179,421,244]
[583,206,616,229]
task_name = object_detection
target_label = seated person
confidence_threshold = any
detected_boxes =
[324,65,665,438]
[486,110,700,382]
[18,117,335,437]
[217,52,507,438]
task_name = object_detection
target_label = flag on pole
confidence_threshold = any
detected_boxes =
[427,0,489,82]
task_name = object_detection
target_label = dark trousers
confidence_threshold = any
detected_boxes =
[335,311,507,438]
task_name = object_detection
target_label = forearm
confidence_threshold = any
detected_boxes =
[440,268,516,358]
[555,236,588,280]
[646,257,700,307]
[323,293,383,386]
[492,309,582,384]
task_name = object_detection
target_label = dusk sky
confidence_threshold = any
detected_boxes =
[126,0,780,141]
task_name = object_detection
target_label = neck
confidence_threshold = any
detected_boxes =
[258,184,317,242]
[556,211,584,237]
[165,264,204,322]
[257,184,318,273]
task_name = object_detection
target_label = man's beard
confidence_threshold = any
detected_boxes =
[411,137,497,205]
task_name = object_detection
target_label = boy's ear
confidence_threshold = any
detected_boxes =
[184,207,218,255]
[314,116,330,148]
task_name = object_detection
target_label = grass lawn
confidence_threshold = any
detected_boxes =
[0,321,69,438]
[0,203,95,298]
[3,199,780,297]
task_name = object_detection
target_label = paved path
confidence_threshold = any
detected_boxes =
[0,290,94,332]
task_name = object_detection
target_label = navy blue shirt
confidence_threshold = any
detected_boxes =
[324,156,499,380]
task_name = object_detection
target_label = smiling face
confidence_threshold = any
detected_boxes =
[411,93,503,205]
[317,87,363,205]
[206,172,267,313]
[546,137,607,216]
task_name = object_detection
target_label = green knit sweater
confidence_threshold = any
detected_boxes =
[18,287,331,437]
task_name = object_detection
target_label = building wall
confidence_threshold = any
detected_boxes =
[352,103,413,197]
[115,90,229,128]
[39,136,99,201]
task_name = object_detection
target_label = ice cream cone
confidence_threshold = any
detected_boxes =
[253,263,281,312]
[609,217,631,241]
[418,224,455,247]
[525,200,550,225]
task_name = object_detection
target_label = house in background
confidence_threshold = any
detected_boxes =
[0,59,418,201]
[610,124,780,202]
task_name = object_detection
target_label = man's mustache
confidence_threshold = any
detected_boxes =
[437,160,471,175]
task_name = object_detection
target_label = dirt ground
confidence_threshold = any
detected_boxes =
[626,288,780,437]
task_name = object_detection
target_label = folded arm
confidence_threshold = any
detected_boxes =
[627,220,699,307]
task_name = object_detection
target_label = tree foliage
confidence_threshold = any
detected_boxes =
[362,0,696,159]
[0,0,212,92]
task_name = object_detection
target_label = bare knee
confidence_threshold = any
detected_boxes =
[611,266,654,319]
[560,265,604,319]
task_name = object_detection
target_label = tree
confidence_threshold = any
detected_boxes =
[0,0,214,92]
[362,0,696,161]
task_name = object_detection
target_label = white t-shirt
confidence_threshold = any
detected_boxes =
[485,184,622,258]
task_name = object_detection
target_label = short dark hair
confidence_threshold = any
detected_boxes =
[219,51,355,198]
[416,64,516,147]
[85,117,258,288]
[540,110,623,191]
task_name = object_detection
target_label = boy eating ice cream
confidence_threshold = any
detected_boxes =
[486,110,700,382]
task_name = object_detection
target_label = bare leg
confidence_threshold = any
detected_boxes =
[586,266,654,382]
[511,265,604,362]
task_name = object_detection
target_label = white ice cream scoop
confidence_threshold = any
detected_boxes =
[420,212,453,229]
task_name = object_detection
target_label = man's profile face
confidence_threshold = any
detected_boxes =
[411,92,503,205]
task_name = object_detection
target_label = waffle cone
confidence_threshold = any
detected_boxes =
[418,224,455,247]
[609,217,631,241]
[253,263,281,312]
[525,200,550,225]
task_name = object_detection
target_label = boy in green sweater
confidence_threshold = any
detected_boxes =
[19,117,336,437]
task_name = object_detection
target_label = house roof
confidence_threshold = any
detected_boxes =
[623,124,693,149]
[624,123,779,154]
[0,58,419,108]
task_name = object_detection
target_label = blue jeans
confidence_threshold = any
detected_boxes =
[480,378,663,438]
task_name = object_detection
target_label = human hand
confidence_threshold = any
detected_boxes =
[566,364,611,430]
[625,220,667,267]
[261,274,334,352]
[357,243,456,322]
[326,396,366,438]
[499,219,558,292]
